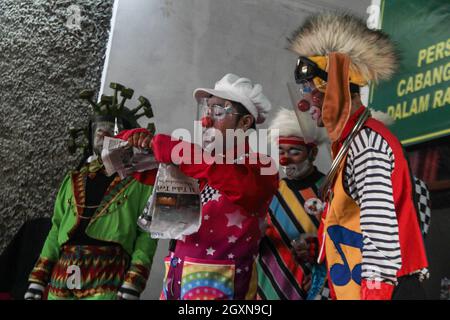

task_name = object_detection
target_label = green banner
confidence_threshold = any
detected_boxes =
[369,0,450,146]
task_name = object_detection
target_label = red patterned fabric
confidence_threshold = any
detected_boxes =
[28,257,55,286]
[123,263,150,293]
[47,245,128,299]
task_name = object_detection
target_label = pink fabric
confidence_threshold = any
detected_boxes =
[169,183,271,299]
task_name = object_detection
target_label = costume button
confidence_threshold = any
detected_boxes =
[171,257,179,267]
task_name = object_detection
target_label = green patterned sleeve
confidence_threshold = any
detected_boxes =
[28,174,71,285]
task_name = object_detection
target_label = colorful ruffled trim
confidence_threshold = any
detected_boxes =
[29,257,55,286]
[122,263,150,293]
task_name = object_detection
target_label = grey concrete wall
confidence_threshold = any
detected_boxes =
[102,0,371,299]
[0,0,114,253]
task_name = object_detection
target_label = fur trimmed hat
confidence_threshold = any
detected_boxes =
[288,12,398,84]
[288,12,399,142]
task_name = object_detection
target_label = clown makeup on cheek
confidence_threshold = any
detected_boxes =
[309,88,324,121]
[287,81,326,143]
[202,127,222,153]
[278,142,314,180]
[296,82,325,113]
[309,106,321,121]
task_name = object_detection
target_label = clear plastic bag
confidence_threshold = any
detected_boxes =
[137,163,202,239]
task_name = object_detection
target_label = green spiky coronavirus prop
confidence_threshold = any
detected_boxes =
[68,82,155,155]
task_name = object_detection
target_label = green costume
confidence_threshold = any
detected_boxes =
[28,167,157,300]
[26,82,158,300]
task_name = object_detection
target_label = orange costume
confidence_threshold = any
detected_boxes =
[289,13,429,300]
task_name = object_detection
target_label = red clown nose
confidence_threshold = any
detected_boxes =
[297,99,310,112]
[201,116,213,128]
[279,157,290,166]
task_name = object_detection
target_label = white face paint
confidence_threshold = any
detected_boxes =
[282,160,313,180]
[202,127,220,153]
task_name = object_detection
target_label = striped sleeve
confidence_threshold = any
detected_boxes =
[344,128,402,285]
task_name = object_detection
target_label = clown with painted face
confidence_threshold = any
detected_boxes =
[288,13,429,300]
[124,73,279,300]
[257,108,330,300]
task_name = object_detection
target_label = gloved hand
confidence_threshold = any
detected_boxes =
[24,282,46,300]
[117,283,140,300]
[119,128,153,150]
[361,279,395,300]
[291,236,319,265]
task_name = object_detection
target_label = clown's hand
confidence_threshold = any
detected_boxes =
[291,236,319,265]
[117,283,141,300]
[127,131,153,150]
[24,282,45,300]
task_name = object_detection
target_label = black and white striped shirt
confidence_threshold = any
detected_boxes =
[344,128,401,284]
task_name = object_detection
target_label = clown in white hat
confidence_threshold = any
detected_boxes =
[194,73,272,154]
[123,73,279,300]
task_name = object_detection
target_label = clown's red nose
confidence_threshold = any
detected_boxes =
[201,116,213,128]
[297,99,310,112]
[279,157,290,166]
